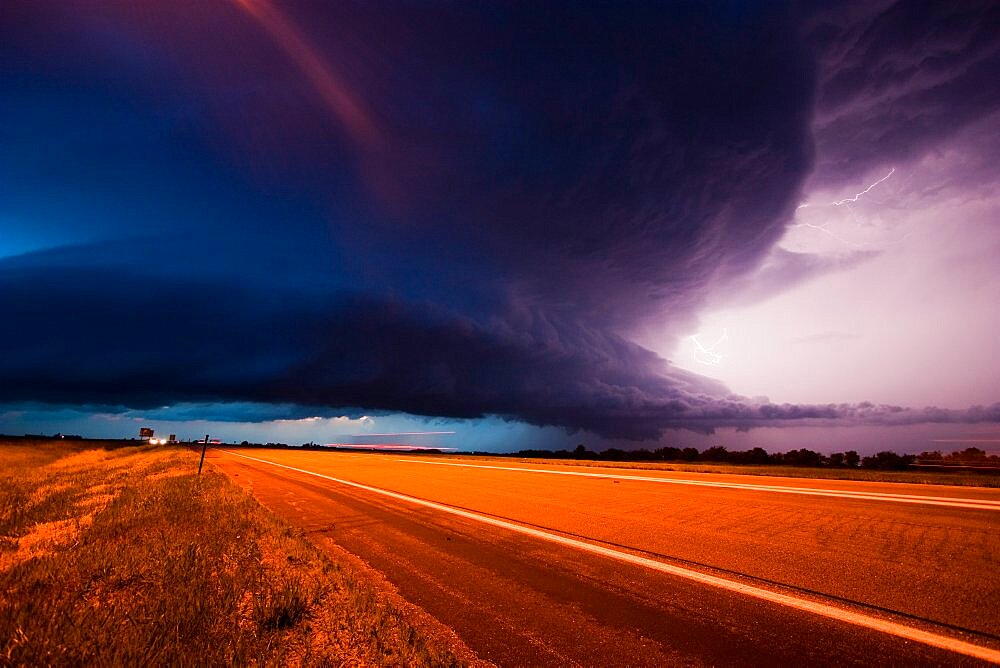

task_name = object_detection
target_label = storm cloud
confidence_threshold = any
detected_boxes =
[1,1,997,439]
[803,0,1000,185]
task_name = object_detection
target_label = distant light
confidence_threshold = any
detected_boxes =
[324,443,458,452]
[348,431,456,437]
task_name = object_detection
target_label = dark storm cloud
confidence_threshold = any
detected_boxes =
[3,1,995,438]
[7,263,993,438]
[0,264,730,439]
[679,400,1000,430]
[801,0,1000,184]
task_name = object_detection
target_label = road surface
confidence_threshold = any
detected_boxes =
[208,449,1000,666]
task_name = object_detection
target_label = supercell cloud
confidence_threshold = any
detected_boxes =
[1,1,998,439]
[805,0,1000,184]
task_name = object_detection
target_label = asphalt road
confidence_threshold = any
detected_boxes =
[208,449,1000,666]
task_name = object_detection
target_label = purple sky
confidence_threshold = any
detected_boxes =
[670,113,1000,409]
[1,1,998,452]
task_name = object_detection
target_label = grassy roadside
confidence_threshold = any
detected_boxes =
[395,453,1000,488]
[0,440,470,666]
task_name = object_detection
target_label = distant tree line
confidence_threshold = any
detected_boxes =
[491,445,999,471]
[913,447,1000,467]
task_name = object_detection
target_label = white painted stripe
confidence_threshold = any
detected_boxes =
[219,449,1000,663]
[388,458,1000,511]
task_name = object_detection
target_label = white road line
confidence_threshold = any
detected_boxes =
[388,458,1000,511]
[219,449,1000,663]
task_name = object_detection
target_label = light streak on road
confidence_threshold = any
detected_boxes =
[324,443,457,451]
[929,439,1000,444]
[391,458,1000,511]
[349,431,457,437]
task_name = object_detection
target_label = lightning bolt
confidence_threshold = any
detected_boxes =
[791,168,899,248]
[796,168,895,211]
[691,329,728,366]
[829,168,895,206]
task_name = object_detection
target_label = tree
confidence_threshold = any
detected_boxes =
[728,448,770,464]
[950,447,987,462]
[780,449,826,467]
[654,447,684,461]
[701,446,729,462]
[861,451,915,470]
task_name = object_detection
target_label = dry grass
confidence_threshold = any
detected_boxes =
[0,440,470,666]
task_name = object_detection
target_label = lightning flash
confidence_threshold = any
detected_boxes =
[691,329,728,366]
[796,167,895,211]
[791,168,897,248]
[829,168,896,206]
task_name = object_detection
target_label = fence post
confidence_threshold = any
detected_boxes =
[198,435,209,475]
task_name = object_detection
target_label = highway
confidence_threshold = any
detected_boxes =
[208,449,1000,666]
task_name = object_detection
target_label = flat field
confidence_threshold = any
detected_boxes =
[423,453,1000,487]
[0,439,475,666]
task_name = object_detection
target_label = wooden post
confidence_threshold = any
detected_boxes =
[198,435,209,475]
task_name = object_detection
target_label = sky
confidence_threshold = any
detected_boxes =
[1,1,998,454]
